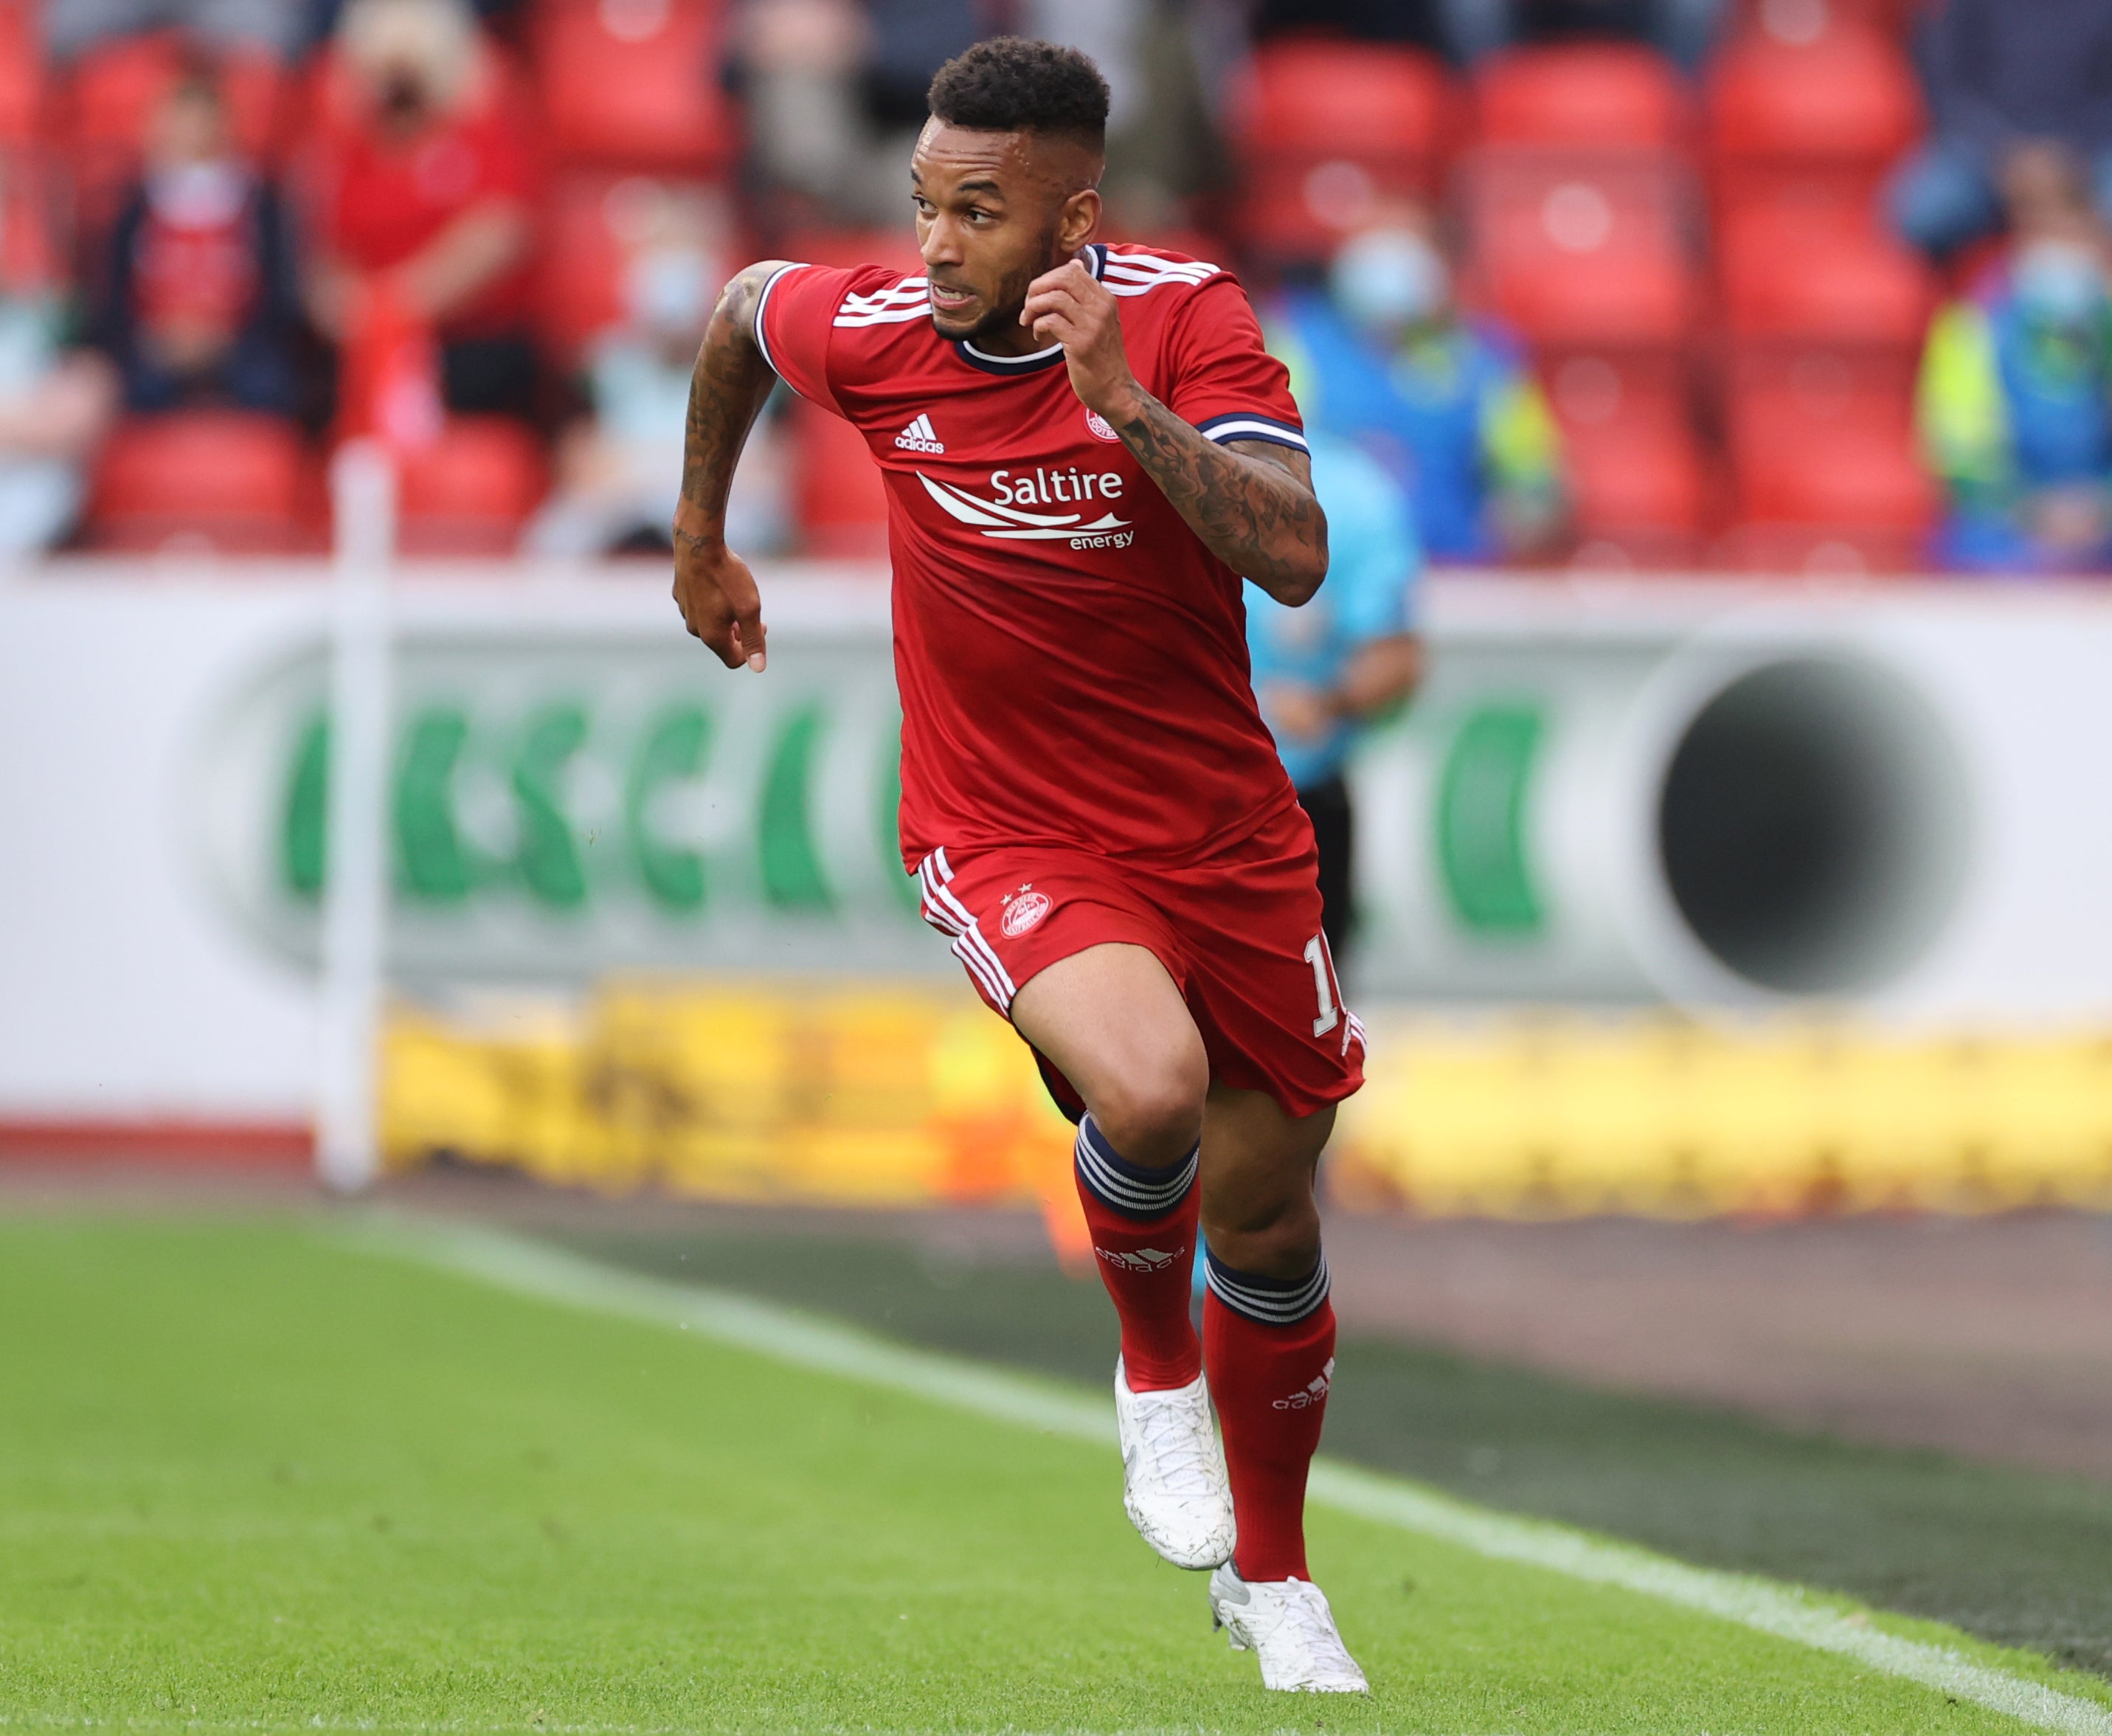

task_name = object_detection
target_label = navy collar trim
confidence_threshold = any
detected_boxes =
[952,245,1104,376]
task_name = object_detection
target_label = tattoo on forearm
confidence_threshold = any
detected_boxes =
[677,262,786,530]
[1116,394,1327,596]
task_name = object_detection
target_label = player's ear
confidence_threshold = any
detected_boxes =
[1058,185,1101,256]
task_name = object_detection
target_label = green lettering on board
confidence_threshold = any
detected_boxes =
[282,712,329,899]
[513,703,589,910]
[1436,703,1546,935]
[758,702,832,910]
[626,705,710,912]
[395,706,478,902]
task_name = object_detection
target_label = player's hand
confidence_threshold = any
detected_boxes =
[1258,679,1334,743]
[1022,257,1142,425]
[671,522,768,671]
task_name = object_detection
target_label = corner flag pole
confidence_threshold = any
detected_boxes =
[316,439,397,1193]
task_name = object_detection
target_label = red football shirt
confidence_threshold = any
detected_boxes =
[758,243,1311,871]
[302,53,542,339]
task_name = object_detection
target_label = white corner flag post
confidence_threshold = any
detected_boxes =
[316,438,398,1193]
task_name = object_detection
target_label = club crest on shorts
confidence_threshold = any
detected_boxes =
[1000,885,1052,938]
[1084,407,1121,443]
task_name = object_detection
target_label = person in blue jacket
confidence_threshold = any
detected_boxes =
[1269,217,1567,565]
[1246,432,1424,965]
[1918,145,2112,573]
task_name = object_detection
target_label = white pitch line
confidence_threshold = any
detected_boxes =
[350,1216,2112,1736]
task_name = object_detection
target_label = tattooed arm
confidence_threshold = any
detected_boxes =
[1019,260,1329,605]
[671,260,790,671]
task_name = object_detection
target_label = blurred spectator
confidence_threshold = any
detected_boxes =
[1245,431,1422,962]
[0,163,117,556]
[1270,217,1568,562]
[300,0,541,420]
[1888,0,2112,261]
[46,0,302,61]
[1020,1,1215,229]
[93,68,298,413]
[1432,0,1723,70]
[1248,0,1720,69]
[738,0,986,224]
[526,186,788,557]
[1918,145,2112,574]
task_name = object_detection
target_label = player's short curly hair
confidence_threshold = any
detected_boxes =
[927,37,1109,144]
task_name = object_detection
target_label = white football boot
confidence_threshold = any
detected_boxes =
[1208,1563,1371,1692]
[1112,1357,1236,1569]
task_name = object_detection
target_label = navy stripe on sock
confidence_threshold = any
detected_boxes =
[1203,1247,1330,1326]
[1073,1115,1198,1221]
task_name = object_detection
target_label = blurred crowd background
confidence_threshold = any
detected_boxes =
[0,0,2102,573]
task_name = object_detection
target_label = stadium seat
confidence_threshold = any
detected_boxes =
[64,33,285,159]
[0,148,59,291]
[533,0,730,173]
[89,411,309,553]
[1474,43,1689,151]
[1565,415,1711,565]
[1705,15,1922,208]
[1719,203,1932,347]
[61,34,287,252]
[0,1,40,148]
[1462,150,1697,347]
[1723,363,1936,569]
[1545,349,1709,562]
[791,398,887,559]
[398,417,550,556]
[538,173,631,359]
[1230,41,1453,262]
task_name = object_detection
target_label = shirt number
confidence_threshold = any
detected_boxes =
[1304,934,1339,1038]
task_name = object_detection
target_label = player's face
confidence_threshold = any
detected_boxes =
[911,120,1100,347]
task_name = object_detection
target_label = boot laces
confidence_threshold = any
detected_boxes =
[1275,1580,1355,1668]
[1131,1391,1219,1497]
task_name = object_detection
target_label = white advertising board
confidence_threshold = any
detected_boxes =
[4,562,2112,1125]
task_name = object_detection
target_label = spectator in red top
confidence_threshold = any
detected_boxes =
[300,0,541,421]
[94,68,299,413]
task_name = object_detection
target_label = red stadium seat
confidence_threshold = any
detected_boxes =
[1462,150,1698,347]
[65,33,285,159]
[398,417,550,555]
[538,173,632,359]
[539,173,730,362]
[1723,359,1936,570]
[1545,348,1708,563]
[791,398,887,559]
[1230,42,1454,261]
[1720,203,1932,347]
[533,0,730,173]
[0,1,41,148]
[89,412,309,553]
[62,35,286,253]
[1475,44,1689,151]
[1706,16,1922,207]
[1579,423,1706,534]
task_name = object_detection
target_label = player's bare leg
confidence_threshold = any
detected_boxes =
[1011,949,1367,1689]
[1009,944,1233,1569]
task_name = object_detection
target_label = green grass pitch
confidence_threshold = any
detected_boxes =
[0,1214,2104,1735]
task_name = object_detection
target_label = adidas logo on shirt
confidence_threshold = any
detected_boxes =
[895,413,945,454]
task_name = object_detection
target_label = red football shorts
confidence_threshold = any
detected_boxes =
[913,800,1365,1121]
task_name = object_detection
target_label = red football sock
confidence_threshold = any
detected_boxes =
[1202,1251,1337,1583]
[1072,1115,1202,1391]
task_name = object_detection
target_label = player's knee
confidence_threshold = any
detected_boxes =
[1203,1195,1322,1282]
[1089,1047,1208,1170]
